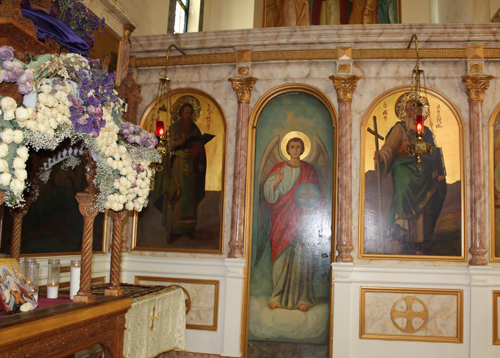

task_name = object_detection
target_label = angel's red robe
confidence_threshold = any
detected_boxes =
[266,160,323,263]
[265,160,325,309]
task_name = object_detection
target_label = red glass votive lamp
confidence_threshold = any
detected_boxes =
[415,103,424,133]
[156,121,165,137]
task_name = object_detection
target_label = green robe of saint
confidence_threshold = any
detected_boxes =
[152,120,206,235]
[380,121,447,244]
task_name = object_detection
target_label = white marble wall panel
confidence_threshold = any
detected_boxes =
[130,24,500,54]
[363,290,460,338]
[135,278,218,328]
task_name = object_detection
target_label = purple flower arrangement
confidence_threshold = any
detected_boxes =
[121,122,158,150]
[0,46,34,95]
[69,59,117,135]
[56,0,105,45]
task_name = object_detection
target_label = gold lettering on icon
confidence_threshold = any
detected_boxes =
[149,306,159,331]
[390,296,428,333]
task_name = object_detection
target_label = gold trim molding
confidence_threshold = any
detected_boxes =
[330,75,361,102]
[135,276,220,331]
[494,291,500,344]
[229,77,258,104]
[462,74,495,102]
[130,48,500,69]
[360,287,463,343]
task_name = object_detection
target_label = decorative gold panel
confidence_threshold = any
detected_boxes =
[360,287,463,343]
[469,63,483,73]
[135,276,219,331]
[494,291,500,345]
[238,66,250,75]
[130,48,500,68]
[237,50,252,62]
[468,45,484,59]
[338,64,351,74]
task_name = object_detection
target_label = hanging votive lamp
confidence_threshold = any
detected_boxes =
[153,44,186,172]
[156,121,165,137]
[415,102,424,133]
[403,34,436,173]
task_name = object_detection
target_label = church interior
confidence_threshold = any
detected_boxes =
[1,0,500,357]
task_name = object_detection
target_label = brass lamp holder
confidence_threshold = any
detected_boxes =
[403,34,435,172]
[153,44,186,173]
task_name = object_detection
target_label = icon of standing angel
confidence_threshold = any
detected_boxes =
[253,131,331,312]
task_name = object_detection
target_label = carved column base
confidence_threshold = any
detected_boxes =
[105,288,124,297]
[469,248,488,266]
[336,244,354,263]
[73,294,96,303]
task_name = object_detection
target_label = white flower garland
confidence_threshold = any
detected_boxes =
[0,50,161,211]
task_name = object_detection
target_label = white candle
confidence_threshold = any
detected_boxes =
[70,266,81,299]
[47,285,59,299]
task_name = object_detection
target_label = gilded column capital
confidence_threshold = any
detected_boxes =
[229,77,258,104]
[462,74,494,102]
[329,75,362,102]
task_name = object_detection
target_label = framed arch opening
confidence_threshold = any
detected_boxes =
[243,83,338,357]
[359,85,466,261]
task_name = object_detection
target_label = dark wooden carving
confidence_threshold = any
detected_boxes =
[0,297,131,358]
[116,72,142,124]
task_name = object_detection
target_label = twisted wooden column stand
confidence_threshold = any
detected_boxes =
[74,191,98,303]
[105,209,128,296]
[9,206,29,261]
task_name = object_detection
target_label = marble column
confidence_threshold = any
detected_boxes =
[105,209,128,296]
[429,0,490,23]
[74,190,98,303]
[9,206,28,261]
[329,75,361,262]
[228,77,258,259]
[462,74,494,266]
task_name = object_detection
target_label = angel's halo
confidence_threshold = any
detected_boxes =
[280,131,311,160]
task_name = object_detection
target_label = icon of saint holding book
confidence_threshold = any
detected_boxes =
[152,96,214,242]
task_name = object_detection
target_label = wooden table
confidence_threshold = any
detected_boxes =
[0,295,132,358]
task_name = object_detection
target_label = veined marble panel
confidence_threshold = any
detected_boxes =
[130,24,500,55]
[360,287,463,342]
[134,276,219,330]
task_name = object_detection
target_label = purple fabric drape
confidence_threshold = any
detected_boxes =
[21,8,90,55]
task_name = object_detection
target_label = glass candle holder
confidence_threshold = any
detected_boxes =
[46,258,61,299]
[70,259,81,300]
[25,262,40,301]
[21,258,37,276]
